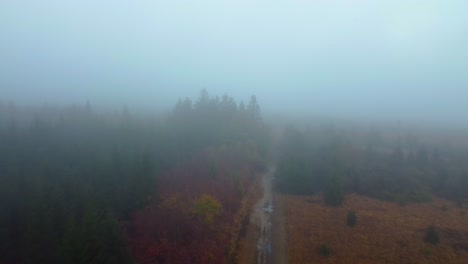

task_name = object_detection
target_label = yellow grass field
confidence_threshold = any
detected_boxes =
[283,194,468,264]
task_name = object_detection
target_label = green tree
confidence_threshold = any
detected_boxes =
[424,225,440,245]
[347,211,357,227]
[324,173,344,206]
[319,244,332,257]
[247,95,261,121]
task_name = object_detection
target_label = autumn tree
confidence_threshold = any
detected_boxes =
[192,194,223,225]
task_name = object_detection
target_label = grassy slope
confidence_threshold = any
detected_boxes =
[284,194,468,264]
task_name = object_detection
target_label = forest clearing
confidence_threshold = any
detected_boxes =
[284,194,468,264]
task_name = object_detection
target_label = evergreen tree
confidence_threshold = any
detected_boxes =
[324,173,344,206]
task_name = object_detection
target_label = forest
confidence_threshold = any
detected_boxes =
[2,1,467,263]
[2,91,468,263]
[275,122,468,263]
[0,90,269,264]
[276,123,468,206]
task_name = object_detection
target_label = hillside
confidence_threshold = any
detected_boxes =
[285,193,468,264]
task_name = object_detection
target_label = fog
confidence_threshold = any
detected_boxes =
[3,2,468,263]
[1,0,467,125]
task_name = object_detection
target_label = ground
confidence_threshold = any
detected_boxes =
[238,167,288,264]
[284,193,468,264]
[271,193,288,264]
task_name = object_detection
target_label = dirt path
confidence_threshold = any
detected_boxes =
[271,193,288,264]
[251,167,273,264]
[248,166,288,264]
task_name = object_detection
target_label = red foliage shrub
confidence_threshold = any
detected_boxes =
[128,144,260,263]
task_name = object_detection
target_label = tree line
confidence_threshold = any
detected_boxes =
[0,90,269,263]
[275,123,468,206]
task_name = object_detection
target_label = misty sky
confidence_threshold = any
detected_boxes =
[1,0,467,123]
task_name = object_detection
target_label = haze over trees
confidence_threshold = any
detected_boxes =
[2,88,468,263]
[275,123,468,206]
[1,1,468,263]
[0,90,269,263]
[277,122,468,263]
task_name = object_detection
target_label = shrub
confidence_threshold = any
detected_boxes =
[324,175,344,206]
[347,211,357,227]
[424,225,440,245]
[409,188,432,203]
[421,248,432,256]
[319,244,332,257]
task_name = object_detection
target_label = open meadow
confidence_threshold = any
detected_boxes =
[284,194,468,264]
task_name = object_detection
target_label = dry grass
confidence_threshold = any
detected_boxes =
[237,175,263,264]
[284,193,468,264]
[237,223,261,264]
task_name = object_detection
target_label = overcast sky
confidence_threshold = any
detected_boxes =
[1,0,467,123]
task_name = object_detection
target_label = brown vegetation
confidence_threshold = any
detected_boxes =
[284,193,468,264]
[237,176,263,264]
